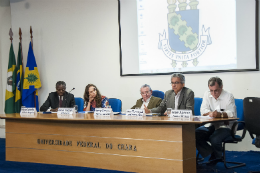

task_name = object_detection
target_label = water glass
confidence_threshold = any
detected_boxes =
[167,108,172,117]
[74,105,78,113]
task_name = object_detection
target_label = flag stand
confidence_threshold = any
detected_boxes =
[30,26,37,110]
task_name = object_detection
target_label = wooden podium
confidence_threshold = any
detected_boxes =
[0,113,237,173]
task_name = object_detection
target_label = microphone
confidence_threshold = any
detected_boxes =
[69,88,75,93]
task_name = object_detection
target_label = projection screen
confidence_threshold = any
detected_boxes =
[119,0,259,76]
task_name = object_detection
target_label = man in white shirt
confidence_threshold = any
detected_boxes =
[196,77,237,165]
[131,84,162,109]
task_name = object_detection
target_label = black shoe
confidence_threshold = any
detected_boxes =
[208,153,216,161]
[197,158,204,162]
[196,157,204,165]
[206,158,222,166]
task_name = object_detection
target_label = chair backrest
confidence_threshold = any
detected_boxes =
[235,99,244,130]
[252,138,256,145]
[194,97,203,116]
[74,97,84,112]
[243,97,260,136]
[152,90,164,100]
[108,98,122,112]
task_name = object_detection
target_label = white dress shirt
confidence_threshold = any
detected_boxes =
[141,96,152,109]
[174,89,182,110]
[200,89,237,129]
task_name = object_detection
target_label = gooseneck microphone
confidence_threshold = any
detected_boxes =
[69,88,75,93]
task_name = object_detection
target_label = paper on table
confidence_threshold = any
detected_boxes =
[146,113,159,116]
[194,115,213,119]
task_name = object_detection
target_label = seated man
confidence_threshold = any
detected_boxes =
[144,73,194,115]
[196,77,237,165]
[131,84,162,109]
[40,81,75,112]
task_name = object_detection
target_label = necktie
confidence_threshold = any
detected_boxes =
[59,96,63,107]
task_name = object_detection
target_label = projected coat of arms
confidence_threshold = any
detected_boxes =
[158,0,211,68]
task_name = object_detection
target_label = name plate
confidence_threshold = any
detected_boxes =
[126,109,145,116]
[94,115,112,120]
[169,110,192,119]
[125,116,144,120]
[169,117,192,121]
[20,107,37,116]
[94,108,112,116]
[57,114,75,119]
[57,108,75,115]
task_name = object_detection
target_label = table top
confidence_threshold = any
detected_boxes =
[0,113,238,125]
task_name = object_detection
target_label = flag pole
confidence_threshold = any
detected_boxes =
[30,26,33,50]
[19,28,24,71]
[30,26,36,109]
[9,28,13,43]
[19,28,24,99]
[19,27,22,54]
[19,28,22,43]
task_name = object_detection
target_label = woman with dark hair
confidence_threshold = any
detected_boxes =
[83,84,108,111]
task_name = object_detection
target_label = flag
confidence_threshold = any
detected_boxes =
[15,43,23,113]
[4,43,17,113]
[22,42,41,112]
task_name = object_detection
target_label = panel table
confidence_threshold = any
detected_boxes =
[0,113,238,173]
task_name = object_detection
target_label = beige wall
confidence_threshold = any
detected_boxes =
[8,0,260,112]
[0,0,11,125]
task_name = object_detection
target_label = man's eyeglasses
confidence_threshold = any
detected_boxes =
[210,89,221,94]
[170,82,181,85]
[141,91,151,95]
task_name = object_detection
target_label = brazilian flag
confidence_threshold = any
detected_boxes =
[15,43,23,113]
[22,42,41,112]
[4,43,17,113]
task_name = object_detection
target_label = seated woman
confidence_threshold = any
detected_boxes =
[83,84,108,111]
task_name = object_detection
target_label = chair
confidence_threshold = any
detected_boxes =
[244,97,260,139]
[220,98,246,169]
[152,90,164,100]
[252,138,256,145]
[74,97,84,112]
[244,97,260,173]
[198,99,247,168]
[108,98,122,112]
[194,97,203,116]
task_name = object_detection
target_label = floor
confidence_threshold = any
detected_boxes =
[0,126,5,138]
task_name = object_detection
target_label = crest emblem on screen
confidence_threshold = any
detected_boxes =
[158,0,212,68]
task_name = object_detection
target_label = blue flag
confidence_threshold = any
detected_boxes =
[22,42,41,111]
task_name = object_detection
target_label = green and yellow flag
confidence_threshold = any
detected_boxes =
[15,43,23,113]
[5,43,17,113]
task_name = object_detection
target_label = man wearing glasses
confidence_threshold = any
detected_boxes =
[144,73,194,115]
[131,84,162,109]
[196,77,237,165]
[40,81,75,112]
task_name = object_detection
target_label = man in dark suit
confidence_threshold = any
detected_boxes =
[131,84,162,109]
[40,81,75,112]
[144,73,194,115]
